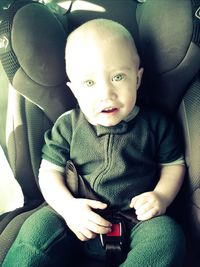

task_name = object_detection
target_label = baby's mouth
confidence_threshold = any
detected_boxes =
[101,107,118,114]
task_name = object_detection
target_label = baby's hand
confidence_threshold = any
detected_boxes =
[63,198,112,241]
[130,191,168,221]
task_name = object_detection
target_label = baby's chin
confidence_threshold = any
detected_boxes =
[94,119,123,127]
[86,113,125,127]
[100,121,121,127]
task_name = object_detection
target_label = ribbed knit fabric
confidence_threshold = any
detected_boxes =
[42,107,183,211]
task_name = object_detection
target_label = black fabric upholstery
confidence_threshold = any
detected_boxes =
[0,0,30,82]
[179,75,200,250]
[183,76,200,189]
[0,0,76,122]
[136,0,200,113]
[0,0,200,266]
[192,0,200,46]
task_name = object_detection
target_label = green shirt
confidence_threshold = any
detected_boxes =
[42,107,183,210]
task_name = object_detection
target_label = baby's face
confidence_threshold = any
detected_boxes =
[67,35,143,127]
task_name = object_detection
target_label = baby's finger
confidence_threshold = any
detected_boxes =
[88,210,112,228]
[130,195,139,208]
[75,231,90,241]
[80,227,97,240]
[86,219,112,235]
[86,199,108,210]
[135,201,154,216]
[137,207,158,221]
[131,196,149,210]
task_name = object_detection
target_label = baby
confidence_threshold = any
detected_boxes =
[3,19,186,267]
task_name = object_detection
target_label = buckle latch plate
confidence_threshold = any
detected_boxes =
[100,218,125,248]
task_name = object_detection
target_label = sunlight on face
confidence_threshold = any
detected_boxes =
[66,20,143,127]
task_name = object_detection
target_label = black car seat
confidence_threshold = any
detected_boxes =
[0,0,200,266]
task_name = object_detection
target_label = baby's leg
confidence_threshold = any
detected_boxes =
[121,215,186,267]
[2,206,80,267]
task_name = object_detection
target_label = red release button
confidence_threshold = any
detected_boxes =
[107,223,121,237]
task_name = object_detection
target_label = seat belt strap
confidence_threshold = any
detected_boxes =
[105,243,124,267]
[100,217,126,266]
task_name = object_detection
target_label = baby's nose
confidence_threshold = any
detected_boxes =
[98,81,117,100]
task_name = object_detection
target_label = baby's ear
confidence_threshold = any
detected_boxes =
[136,68,144,90]
[66,81,73,89]
[67,82,78,99]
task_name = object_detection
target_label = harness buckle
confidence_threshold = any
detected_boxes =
[100,218,125,248]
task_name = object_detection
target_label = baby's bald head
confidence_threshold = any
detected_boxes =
[65,19,140,80]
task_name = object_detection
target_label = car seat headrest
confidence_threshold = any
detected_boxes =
[136,0,200,113]
[0,0,76,122]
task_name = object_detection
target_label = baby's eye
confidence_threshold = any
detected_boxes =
[84,80,95,87]
[112,74,125,82]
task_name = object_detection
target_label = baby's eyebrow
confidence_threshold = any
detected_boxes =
[111,67,132,72]
[80,72,95,78]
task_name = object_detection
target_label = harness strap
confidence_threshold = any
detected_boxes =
[100,216,127,267]
[65,161,138,265]
[105,243,124,267]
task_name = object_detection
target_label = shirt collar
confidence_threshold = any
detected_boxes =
[124,106,140,122]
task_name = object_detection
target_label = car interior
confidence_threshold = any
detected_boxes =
[0,0,200,266]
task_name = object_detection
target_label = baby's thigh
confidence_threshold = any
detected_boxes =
[3,206,79,267]
[122,215,186,267]
[17,206,76,252]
